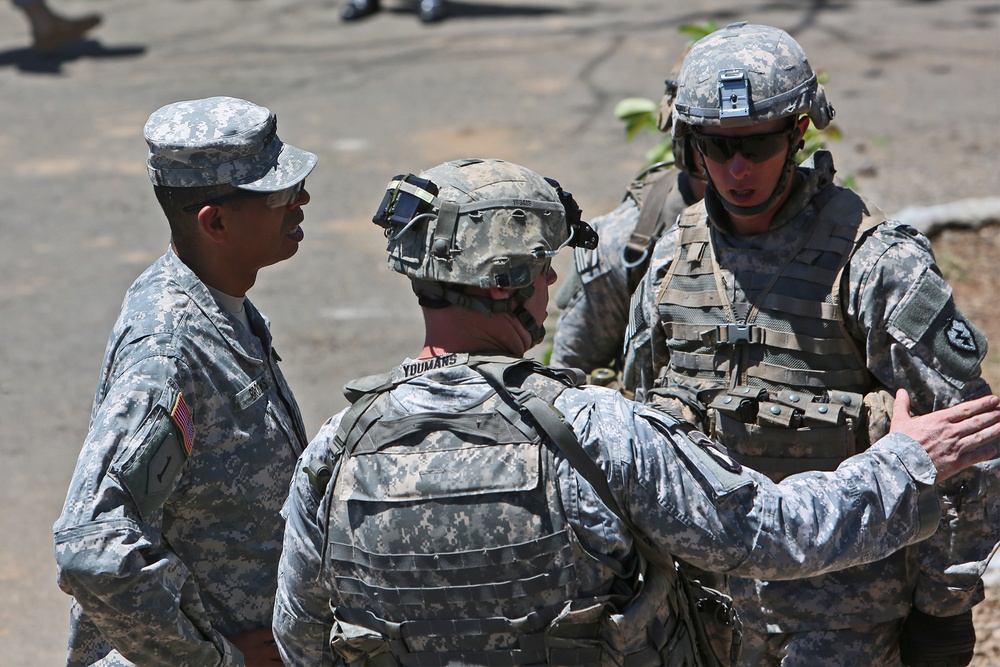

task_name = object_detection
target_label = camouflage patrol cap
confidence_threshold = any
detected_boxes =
[144,96,317,190]
[673,22,834,130]
[379,158,578,290]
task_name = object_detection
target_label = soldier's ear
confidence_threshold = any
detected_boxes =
[488,286,516,301]
[196,205,227,245]
[795,115,810,141]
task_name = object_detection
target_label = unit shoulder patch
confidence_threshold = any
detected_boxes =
[118,396,194,518]
[889,267,987,379]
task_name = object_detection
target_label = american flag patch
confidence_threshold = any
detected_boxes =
[170,393,195,456]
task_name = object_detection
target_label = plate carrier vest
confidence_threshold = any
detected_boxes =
[317,355,723,666]
[654,186,887,480]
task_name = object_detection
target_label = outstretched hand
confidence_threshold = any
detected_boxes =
[889,389,1000,481]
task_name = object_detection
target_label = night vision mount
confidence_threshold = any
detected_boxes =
[372,173,598,254]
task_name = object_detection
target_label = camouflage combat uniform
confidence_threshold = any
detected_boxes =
[53,247,308,666]
[273,352,944,666]
[623,150,997,664]
[551,165,700,374]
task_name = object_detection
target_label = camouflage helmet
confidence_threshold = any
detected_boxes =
[373,158,596,291]
[672,22,834,130]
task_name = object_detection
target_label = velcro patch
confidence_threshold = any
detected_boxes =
[673,429,753,499]
[892,267,950,346]
[890,267,986,380]
[118,409,192,517]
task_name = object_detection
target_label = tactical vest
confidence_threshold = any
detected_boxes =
[654,187,886,480]
[321,355,709,666]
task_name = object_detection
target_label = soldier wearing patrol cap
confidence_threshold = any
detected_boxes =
[53,96,316,666]
[270,157,1000,666]
[622,22,998,666]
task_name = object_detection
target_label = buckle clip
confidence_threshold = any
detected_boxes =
[723,323,754,344]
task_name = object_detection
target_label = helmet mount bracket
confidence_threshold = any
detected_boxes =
[719,69,752,126]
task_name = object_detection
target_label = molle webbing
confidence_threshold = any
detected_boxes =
[326,356,703,666]
[325,357,605,663]
[655,191,881,394]
[333,605,606,666]
[655,189,885,478]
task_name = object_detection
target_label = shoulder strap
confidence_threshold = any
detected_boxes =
[471,359,678,577]
[623,170,680,293]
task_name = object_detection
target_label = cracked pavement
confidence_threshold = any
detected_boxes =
[1,1,997,662]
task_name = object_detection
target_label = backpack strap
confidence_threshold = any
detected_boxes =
[623,169,680,294]
[470,359,677,577]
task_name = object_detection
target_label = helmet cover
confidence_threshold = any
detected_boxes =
[672,22,834,130]
[376,158,594,290]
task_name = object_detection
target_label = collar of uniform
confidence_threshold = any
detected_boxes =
[767,149,836,232]
[162,246,273,362]
[705,149,836,235]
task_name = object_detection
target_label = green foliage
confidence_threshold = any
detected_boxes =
[614,97,658,142]
[677,20,717,44]
[613,97,673,164]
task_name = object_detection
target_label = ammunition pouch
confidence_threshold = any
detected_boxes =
[707,386,876,481]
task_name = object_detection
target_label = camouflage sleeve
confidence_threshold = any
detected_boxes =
[274,419,344,667]
[558,389,940,579]
[550,200,640,373]
[845,222,990,410]
[53,351,238,667]
[621,224,679,398]
[844,222,998,616]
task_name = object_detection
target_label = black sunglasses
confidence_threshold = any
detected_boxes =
[182,180,305,213]
[692,126,796,164]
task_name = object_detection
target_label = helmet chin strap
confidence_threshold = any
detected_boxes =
[413,281,545,347]
[702,127,803,218]
[510,295,546,347]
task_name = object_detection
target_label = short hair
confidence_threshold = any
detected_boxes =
[153,183,238,255]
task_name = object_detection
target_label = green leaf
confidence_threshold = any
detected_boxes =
[678,20,717,44]
[614,97,657,119]
[646,139,674,165]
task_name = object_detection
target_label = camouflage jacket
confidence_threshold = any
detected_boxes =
[273,353,942,665]
[623,151,997,630]
[550,166,697,374]
[53,247,308,666]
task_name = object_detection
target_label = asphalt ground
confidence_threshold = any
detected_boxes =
[1,1,998,663]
